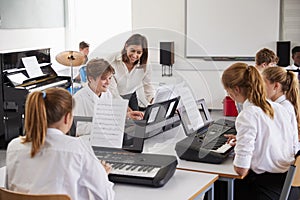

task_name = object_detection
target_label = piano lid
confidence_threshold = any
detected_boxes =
[1,48,50,70]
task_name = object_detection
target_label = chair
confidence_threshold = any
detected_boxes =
[0,187,71,200]
[279,152,300,200]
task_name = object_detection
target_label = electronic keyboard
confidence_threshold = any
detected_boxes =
[92,147,178,187]
[175,119,237,164]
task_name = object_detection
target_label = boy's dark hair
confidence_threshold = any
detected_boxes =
[292,46,300,55]
[79,41,89,49]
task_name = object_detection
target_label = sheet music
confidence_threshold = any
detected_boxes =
[22,56,44,78]
[177,86,204,130]
[7,73,28,85]
[91,98,128,148]
[154,85,174,103]
[154,83,183,103]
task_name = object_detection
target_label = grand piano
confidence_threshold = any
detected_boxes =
[0,48,71,147]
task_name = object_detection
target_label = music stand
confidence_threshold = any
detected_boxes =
[56,51,85,94]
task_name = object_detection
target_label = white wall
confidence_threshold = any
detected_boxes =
[65,0,132,53]
[0,28,65,63]
[132,0,247,109]
[132,0,300,109]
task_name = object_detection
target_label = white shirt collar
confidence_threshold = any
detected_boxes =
[275,95,286,104]
[47,128,65,135]
[242,99,252,108]
[86,84,101,98]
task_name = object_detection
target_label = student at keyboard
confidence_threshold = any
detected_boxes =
[6,88,115,200]
[73,58,144,137]
[262,67,300,151]
[222,62,298,200]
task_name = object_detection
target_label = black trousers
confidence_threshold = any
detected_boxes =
[121,92,139,111]
[289,187,300,200]
[211,173,299,200]
[234,170,287,200]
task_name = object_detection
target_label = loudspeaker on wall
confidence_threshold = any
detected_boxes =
[277,41,291,67]
[160,42,174,66]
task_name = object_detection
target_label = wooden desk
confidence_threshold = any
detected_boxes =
[114,170,218,200]
[143,125,244,200]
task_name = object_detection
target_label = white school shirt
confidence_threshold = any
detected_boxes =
[234,100,298,174]
[109,54,155,102]
[275,95,300,151]
[285,64,299,77]
[275,95,298,132]
[6,128,115,200]
[285,64,298,70]
[73,85,113,117]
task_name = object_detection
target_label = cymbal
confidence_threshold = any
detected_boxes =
[55,51,85,67]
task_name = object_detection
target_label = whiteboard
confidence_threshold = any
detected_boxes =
[186,0,280,58]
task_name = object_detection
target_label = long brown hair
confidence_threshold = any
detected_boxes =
[262,67,300,137]
[22,88,73,157]
[121,34,148,69]
[222,62,274,118]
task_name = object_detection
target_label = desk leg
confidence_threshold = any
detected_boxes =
[205,183,214,200]
[219,177,235,200]
[194,184,214,200]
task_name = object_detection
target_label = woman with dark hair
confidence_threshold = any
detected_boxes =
[109,33,155,111]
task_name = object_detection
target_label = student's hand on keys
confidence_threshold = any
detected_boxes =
[101,160,112,174]
[128,111,144,120]
[224,134,236,146]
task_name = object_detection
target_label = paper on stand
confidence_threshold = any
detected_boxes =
[177,86,204,130]
[22,56,44,78]
[91,98,128,148]
[153,82,184,103]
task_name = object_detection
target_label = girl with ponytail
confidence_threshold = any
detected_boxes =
[6,88,114,200]
[222,62,298,200]
[263,67,300,149]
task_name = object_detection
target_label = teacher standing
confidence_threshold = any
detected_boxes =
[109,34,155,111]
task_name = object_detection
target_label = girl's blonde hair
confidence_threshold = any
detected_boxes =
[222,62,274,118]
[262,67,300,139]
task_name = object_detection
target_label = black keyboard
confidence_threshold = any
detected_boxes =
[175,119,236,164]
[92,147,178,187]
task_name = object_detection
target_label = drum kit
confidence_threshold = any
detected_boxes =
[55,50,85,94]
